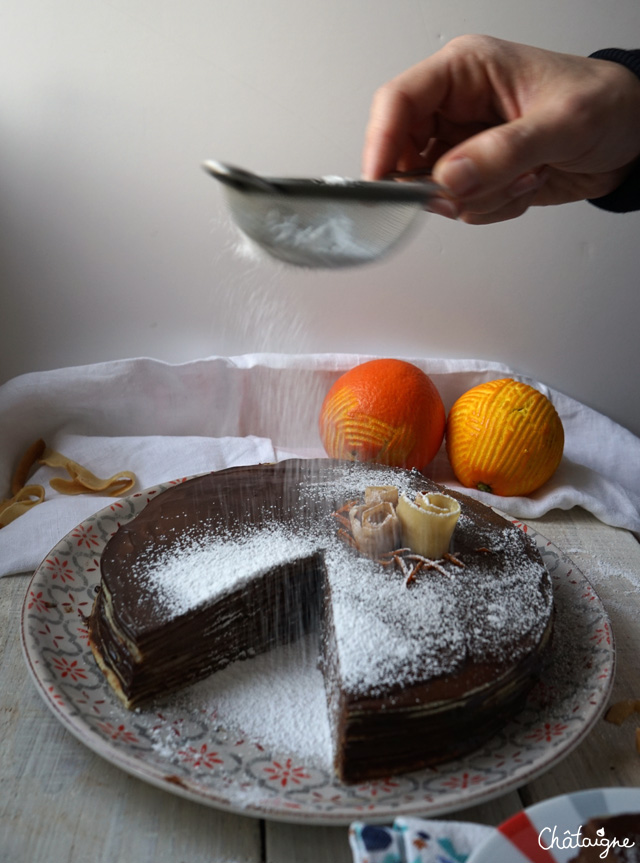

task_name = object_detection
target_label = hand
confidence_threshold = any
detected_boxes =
[362,35,640,224]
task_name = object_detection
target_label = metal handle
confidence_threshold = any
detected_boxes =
[202,161,279,194]
[203,160,446,205]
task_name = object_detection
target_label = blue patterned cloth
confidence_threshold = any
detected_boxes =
[348,817,495,863]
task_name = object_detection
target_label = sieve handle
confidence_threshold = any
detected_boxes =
[202,161,280,194]
[203,160,446,204]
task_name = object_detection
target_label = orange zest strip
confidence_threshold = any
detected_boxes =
[1,439,48,528]
[605,699,640,725]
[334,500,358,515]
[333,512,352,530]
[0,485,45,528]
[376,557,396,567]
[393,553,411,579]
[337,528,358,549]
[405,560,424,587]
[1,439,137,529]
[443,552,465,568]
[39,447,135,497]
[11,438,46,495]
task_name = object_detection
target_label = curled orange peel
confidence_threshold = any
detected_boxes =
[1,439,136,529]
[39,446,135,497]
[0,484,46,528]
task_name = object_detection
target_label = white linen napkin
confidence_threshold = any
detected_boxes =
[1,352,639,578]
[0,433,276,577]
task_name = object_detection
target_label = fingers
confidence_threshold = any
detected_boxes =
[432,113,559,198]
[458,184,545,225]
[362,55,449,180]
[462,167,551,222]
[362,87,412,180]
[362,34,640,224]
[428,167,550,224]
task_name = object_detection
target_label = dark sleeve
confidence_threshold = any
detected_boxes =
[587,49,640,213]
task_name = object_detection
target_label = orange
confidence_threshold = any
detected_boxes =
[446,378,564,496]
[319,359,445,471]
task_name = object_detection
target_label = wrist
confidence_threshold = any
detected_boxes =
[589,48,640,79]
[588,49,640,212]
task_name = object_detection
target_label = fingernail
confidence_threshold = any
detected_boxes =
[426,197,459,220]
[436,156,481,196]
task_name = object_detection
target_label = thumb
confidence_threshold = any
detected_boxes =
[433,112,559,198]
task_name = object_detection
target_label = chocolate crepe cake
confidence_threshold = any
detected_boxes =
[88,458,553,783]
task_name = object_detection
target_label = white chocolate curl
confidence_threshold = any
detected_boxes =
[363,485,399,506]
[349,500,402,558]
[396,492,461,559]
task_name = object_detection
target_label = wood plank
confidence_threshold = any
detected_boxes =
[267,822,353,863]
[1,575,263,863]
[520,509,640,805]
[451,792,523,826]
[264,793,524,862]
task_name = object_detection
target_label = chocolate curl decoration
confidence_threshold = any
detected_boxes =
[396,492,461,559]
[348,500,402,559]
[363,485,399,506]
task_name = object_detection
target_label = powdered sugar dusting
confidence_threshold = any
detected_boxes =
[324,523,550,694]
[129,462,552,697]
[133,523,320,617]
[183,634,333,769]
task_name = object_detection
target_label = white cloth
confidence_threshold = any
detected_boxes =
[1,352,639,578]
[0,433,276,577]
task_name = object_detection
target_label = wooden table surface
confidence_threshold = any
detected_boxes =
[2,507,640,863]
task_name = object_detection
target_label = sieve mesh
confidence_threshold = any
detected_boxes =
[224,186,423,269]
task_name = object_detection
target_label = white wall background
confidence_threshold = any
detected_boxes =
[1,1,639,435]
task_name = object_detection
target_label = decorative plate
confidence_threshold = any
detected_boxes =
[468,786,640,862]
[21,480,615,825]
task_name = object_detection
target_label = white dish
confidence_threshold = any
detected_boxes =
[21,479,615,825]
[468,787,640,862]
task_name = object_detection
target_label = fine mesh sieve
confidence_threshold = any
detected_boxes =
[203,161,447,269]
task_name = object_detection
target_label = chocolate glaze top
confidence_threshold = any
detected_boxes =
[100,459,553,698]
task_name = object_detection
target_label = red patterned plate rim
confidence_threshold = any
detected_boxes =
[20,479,615,825]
